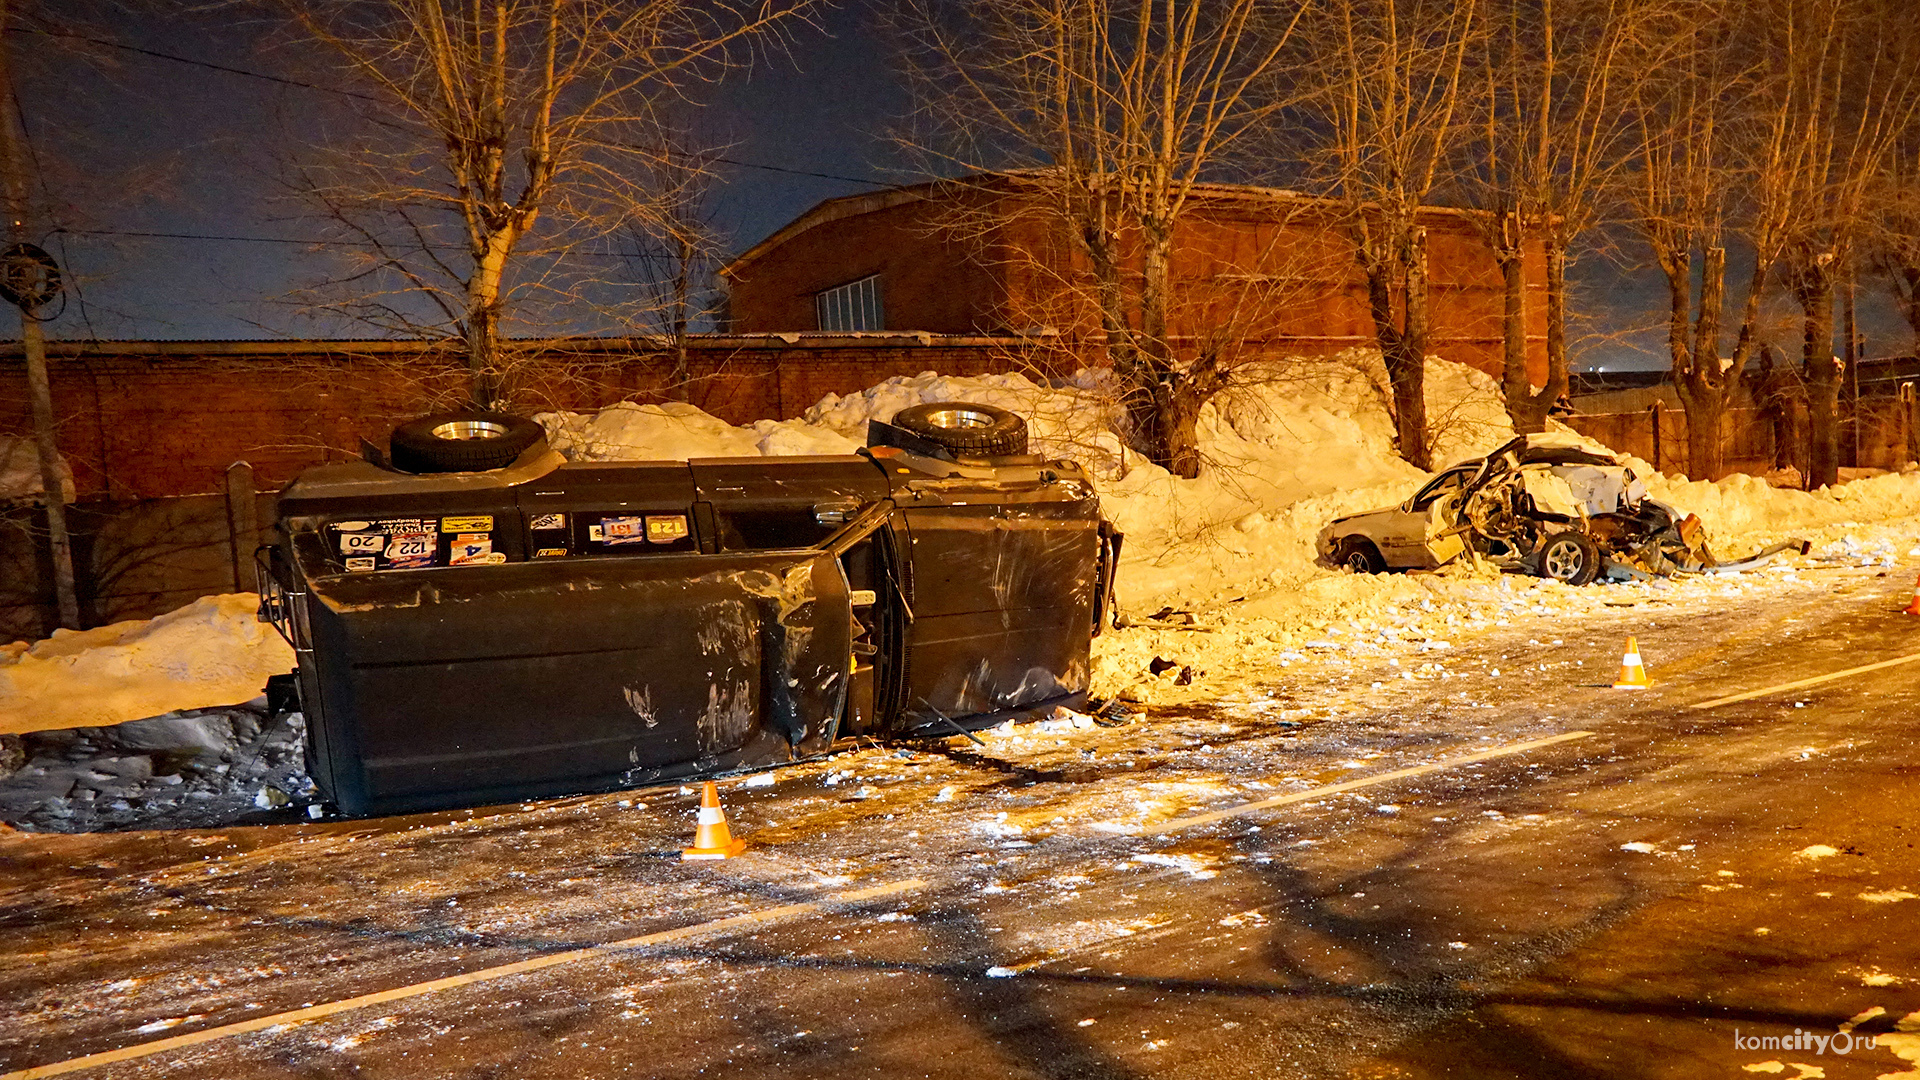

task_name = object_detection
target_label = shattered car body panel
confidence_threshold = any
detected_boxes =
[264,445,1117,816]
[1317,434,1805,583]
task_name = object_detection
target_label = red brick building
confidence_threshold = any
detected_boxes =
[720,174,1547,383]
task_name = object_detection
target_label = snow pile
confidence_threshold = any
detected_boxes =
[537,400,864,461]
[0,594,293,735]
[1643,467,1920,543]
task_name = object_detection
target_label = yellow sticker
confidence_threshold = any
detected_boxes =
[441,515,494,533]
[534,547,568,558]
[645,515,690,543]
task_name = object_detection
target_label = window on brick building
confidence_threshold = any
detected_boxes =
[815,274,884,332]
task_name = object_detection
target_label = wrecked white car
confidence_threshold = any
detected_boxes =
[1316,434,1806,585]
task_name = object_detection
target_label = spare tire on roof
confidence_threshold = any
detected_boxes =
[388,411,546,474]
[888,401,1028,458]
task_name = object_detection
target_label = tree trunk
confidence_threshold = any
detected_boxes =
[1682,392,1724,480]
[1394,227,1432,470]
[1541,243,1570,414]
[1497,222,1546,433]
[1665,244,1738,481]
[465,218,525,411]
[1157,378,1206,480]
[1902,266,1920,349]
[669,233,692,402]
[1798,264,1840,489]
[1138,219,1203,477]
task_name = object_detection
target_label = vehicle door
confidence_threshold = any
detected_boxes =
[1379,467,1473,567]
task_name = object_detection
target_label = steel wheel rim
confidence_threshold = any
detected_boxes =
[921,406,997,430]
[1543,539,1585,580]
[431,419,510,442]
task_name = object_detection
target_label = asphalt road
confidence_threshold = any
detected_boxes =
[3,566,1919,1080]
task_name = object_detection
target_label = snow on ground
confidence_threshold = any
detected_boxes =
[5,351,1920,831]
[0,594,292,736]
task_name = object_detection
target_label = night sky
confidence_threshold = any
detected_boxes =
[6,3,1908,370]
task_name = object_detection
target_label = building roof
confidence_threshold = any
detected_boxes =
[718,171,1493,282]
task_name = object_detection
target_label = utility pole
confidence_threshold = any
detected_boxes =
[0,0,80,630]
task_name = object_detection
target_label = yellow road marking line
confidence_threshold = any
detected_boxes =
[0,879,925,1080]
[1690,650,1920,710]
[1136,731,1595,836]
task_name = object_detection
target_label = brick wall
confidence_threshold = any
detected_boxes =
[723,182,1550,387]
[0,335,1055,502]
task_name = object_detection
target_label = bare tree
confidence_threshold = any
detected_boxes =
[1768,0,1919,488]
[622,131,724,401]
[1624,0,1793,480]
[1469,0,1668,435]
[1875,143,1920,350]
[276,0,815,410]
[1299,0,1479,470]
[890,0,1305,478]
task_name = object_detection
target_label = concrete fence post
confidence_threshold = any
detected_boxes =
[225,461,257,593]
[1902,382,1918,467]
[1649,401,1663,472]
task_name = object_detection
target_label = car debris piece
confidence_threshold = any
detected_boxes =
[258,402,1121,817]
[1316,434,1806,584]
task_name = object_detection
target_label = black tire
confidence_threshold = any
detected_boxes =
[1536,529,1600,586]
[889,401,1028,457]
[1335,537,1386,574]
[388,411,546,473]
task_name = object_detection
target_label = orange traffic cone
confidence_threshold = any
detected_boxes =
[1904,573,1920,616]
[680,781,746,860]
[1612,636,1651,689]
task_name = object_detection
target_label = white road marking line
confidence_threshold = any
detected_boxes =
[0,879,925,1080]
[1135,731,1595,836]
[1690,649,1920,710]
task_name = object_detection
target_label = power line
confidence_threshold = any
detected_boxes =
[12,26,384,104]
[55,226,686,263]
[9,26,891,188]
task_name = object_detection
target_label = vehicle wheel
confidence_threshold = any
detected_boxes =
[388,411,546,473]
[888,401,1028,457]
[1335,538,1386,574]
[1536,530,1600,586]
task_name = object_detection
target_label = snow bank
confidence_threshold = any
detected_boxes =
[1644,467,1920,542]
[0,594,293,735]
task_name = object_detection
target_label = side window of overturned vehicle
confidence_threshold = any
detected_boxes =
[1410,468,1472,512]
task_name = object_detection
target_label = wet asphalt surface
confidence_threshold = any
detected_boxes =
[3,567,1920,1079]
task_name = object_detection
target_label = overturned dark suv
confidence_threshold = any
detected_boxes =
[259,403,1120,817]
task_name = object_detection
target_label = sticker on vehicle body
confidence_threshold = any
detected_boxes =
[600,516,648,545]
[334,520,371,532]
[386,532,437,568]
[440,515,494,533]
[645,515,689,543]
[533,547,568,558]
[529,513,566,531]
[448,538,495,566]
[339,532,387,555]
[344,556,376,572]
